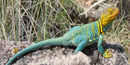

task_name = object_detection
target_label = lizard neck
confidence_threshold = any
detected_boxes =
[98,19,105,35]
[98,18,112,35]
[103,23,112,32]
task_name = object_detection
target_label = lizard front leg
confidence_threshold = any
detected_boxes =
[98,34,112,58]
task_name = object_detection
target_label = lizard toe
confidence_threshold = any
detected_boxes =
[103,49,112,58]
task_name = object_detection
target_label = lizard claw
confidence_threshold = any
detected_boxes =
[103,49,112,58]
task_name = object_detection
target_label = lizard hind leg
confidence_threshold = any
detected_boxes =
[72,35,88,53]
[75,39,88,53]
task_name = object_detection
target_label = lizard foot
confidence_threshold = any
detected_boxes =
[103,49,112,58]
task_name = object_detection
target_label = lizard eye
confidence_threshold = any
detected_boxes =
[109,9,113,13]
[108,10,113,15]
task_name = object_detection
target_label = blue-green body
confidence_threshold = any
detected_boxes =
[6,20,110,65]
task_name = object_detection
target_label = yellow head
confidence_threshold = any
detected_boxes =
[100,5,119,27]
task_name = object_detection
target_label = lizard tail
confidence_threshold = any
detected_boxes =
[6,37,67,65]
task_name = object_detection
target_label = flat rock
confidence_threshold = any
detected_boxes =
[0,39,129,65]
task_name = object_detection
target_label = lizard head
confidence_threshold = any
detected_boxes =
[100,5,119,27]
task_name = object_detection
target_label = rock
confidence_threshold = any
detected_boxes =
[0,39,129,65]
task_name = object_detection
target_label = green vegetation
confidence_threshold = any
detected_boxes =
[0,0,81,41]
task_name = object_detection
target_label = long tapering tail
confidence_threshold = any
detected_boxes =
[6,37,66,65]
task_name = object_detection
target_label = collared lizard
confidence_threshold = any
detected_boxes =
[6,5,119,65]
